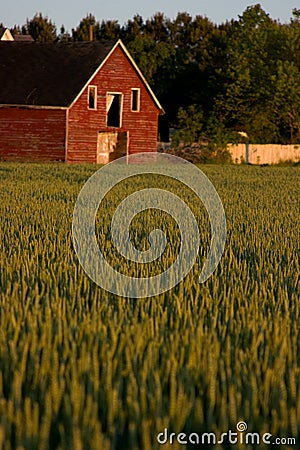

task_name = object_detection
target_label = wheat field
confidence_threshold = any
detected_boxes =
[0,163,299,449]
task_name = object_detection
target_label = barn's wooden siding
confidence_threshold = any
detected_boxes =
[67,45,159,163]
[0,108,66,161]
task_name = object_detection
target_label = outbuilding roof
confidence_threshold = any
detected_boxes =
[13,35,34,42]
[0,40,163,111]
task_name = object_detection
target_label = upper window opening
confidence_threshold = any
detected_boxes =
[107,93,123,127]
[131,88,140,112]
[88,86,97,110]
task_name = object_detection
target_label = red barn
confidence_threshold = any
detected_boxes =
[0,40,164,163]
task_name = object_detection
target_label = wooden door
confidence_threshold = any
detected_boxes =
[97,131,128,164]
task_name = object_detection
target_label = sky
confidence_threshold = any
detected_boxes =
[1,0,298,32]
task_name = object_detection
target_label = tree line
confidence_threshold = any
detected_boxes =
[4,5,300,145]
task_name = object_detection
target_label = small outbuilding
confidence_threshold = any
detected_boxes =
[0,28,14,41]
[0,28,34,42]
[0,40,164,163]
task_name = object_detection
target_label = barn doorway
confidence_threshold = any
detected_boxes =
[97,131,128,164]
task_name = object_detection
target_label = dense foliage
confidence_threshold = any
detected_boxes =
[0,163,299,449]
[5,5,300,143]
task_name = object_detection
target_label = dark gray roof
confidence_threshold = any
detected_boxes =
[0,40,116,107]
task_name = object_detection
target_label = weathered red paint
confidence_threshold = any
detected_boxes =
[0,107,66,161]
[0,42,162,163]
[67,44,160,163]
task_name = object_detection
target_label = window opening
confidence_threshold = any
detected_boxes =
[131,88,140,112]
[107,93,122,127]
[88,86,97,109]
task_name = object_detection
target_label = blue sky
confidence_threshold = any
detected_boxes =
[1,0,297,32]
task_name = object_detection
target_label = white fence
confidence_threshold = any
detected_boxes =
[228,143,300,164]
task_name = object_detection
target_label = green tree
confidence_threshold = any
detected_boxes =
[171,106,233,162]
[144,12,170,43]
[123,15,144,42]
[72,14,99,41]
[26,13,56,42]
[165,12,228,124]
[172,104,204,146]
[292,8,300,22]
[98,20,120,40]
[58,25,71,42]
[127,33,176,98]
[273,61,300,142]
[215,4,288,143]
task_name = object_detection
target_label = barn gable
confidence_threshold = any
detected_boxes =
[69,40,163,113]
[67,41,164,163]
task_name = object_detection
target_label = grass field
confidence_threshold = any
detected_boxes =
[0,163,299,449]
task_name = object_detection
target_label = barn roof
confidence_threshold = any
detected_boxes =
[0,40,163,111]
[0,40,116,107]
